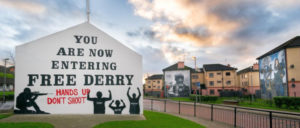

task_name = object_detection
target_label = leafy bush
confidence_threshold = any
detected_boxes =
[190,95,218,102]
[274,97,300,109]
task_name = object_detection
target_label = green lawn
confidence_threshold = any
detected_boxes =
[0,122,54,128]
[0,113,12,119]
[239,100,300,113]
[94,111,205,128]
[0,113,54,128]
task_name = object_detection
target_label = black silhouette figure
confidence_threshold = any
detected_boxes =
[127,87,141,114]
[109,100,126,114]
[87,90,112,114]
[14,88,49,114]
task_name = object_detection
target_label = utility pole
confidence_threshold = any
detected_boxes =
[2,58,9,103]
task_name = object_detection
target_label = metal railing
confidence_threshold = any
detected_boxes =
[144,98,300,128]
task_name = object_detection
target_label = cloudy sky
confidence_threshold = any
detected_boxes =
[1,0,300,74]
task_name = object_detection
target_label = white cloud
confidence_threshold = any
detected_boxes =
[0,0,46,14]
[0,0,85,63]
[128,0,300,70]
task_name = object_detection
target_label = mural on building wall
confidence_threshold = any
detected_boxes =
[259,49,287,99]
[14,23,143,115]
[164,70,190,97]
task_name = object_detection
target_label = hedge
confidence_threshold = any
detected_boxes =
[0,72,14,78]
[190,95,218,102]
[274,97,300,109]
[0,95,14,101]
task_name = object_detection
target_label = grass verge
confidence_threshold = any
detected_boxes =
[0,122,54,128]
[94,110,205,128]
[239,101,300,112]
[0,113,54,128]
[0,113,13,119]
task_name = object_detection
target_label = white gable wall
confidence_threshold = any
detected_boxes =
[15,22,143,114]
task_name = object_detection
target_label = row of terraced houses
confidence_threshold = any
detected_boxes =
[144,36,300,98]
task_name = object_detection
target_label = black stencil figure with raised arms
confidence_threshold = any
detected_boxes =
[127,87,141,114]
[87,90,112,114]
[14,88,49,114]
[109,100,126,114]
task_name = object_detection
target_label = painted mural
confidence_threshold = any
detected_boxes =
[259,49,287,99]
[164,70,190,97]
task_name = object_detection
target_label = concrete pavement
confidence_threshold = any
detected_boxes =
[0,101,14,113]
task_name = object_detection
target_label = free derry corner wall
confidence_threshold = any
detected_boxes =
[14,22,143,115]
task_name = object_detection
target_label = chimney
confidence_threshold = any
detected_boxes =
[253,63,259,70]
[178,61,184,69]
[227,64,231,67]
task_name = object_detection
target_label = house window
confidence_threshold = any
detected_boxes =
[210,89,215,95]
[226,72,231,76]
[192,75,199,79]
[243,74,247,78]
[153,81,156,83]
[157,86,160,89]
[217,81,222,83]
[157,81,160,84]
[209,73,214,78]
[148,86,151,88]
[147,81,151,83]
[217,72,221,75]
[209,81,214,86]
[226,81,231,85]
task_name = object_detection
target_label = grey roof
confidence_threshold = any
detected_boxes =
[146,74,163,80]
[257,36,300,59]
[191,68,204,73]
[237,66,258,75]
[203,64,237,71]
[162,62,193,71]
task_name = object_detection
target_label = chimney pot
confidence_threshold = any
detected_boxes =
[178,61,184,69]
[253,63,259,70]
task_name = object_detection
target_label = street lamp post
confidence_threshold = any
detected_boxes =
[151,82,153,97]
[251,72,254,103]
[192,56,199,103]
[2,58,9,103]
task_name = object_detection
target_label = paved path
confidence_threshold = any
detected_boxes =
[0,114,145,128]
[0,101,14,110]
